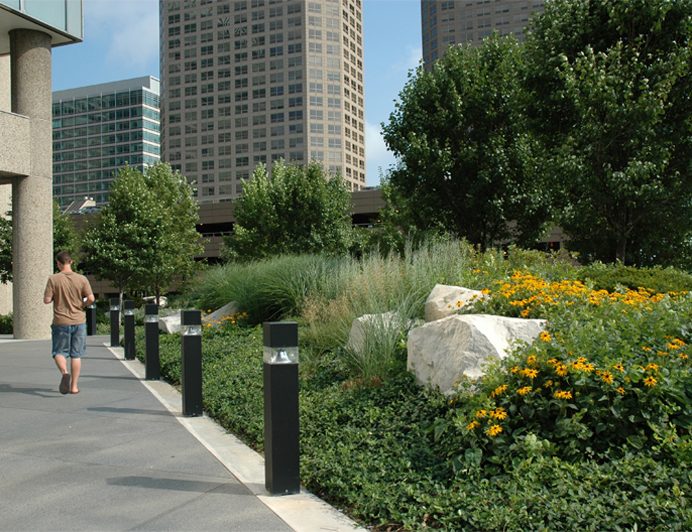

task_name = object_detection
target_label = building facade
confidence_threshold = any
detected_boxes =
[0,0,83,338]
[159,0,366,203]
[51,76,161,209]
[421,0,544,65]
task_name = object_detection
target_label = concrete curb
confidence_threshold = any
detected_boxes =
[108,343,365,532]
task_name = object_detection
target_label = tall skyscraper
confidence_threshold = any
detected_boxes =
[51,76,161,208]
[421,0,544,65]
[159,0,366,203]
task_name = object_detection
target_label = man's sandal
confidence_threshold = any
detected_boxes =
[59,374,71,395]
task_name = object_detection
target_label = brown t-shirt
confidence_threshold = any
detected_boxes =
[44,271,94,326]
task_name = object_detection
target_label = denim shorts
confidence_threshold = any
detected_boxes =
[51,323,87,359]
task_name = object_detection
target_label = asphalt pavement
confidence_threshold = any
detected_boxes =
[0,334,362,532]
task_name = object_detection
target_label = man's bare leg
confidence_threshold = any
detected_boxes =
[54,355,69,375]
[70,358,81,393]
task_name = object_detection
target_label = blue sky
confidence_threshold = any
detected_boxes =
[52,0,423,187]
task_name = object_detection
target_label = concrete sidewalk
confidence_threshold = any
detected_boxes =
[0,335,361,532]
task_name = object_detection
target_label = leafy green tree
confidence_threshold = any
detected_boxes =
[81,163,204,303]
[381,34,551,251]
[0,212,10,284]
[523,0,692,265]
[0,200,79,283]
[52,200,79,271]
[223,160,353,260]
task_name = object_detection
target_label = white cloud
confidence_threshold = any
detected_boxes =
[85,0,159,71]
[365,121,397,185]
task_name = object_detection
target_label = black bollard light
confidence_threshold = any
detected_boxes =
[110,297,120,347]
[145,303,160,380]
[263,321,300,495]
[181,310,203,417]
[86,303,97,336]
[123,300,136,360]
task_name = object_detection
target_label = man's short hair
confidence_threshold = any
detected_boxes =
[56,251,72,265]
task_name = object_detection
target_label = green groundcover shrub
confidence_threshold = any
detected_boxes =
[134,321,692,530]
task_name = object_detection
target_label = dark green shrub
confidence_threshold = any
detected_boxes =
[0,313,12,334]
[577,263,692,294]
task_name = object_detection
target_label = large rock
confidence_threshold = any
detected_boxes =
[201,301,239,328]
[407,314,546,394]
[158,311,181,334]
[346,311,405,353]
[424,284,484,322]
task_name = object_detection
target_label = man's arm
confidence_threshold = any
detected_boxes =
[44,279,52,304]
[83,294,95,308]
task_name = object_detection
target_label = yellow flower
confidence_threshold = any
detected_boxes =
[614,363,624,372]
[485,425,503,437]
[641,346,652,352]
[490,407,507,420]
[510,366,520,373]
[600,371,614,384]
[526,355,538,366]
[644,376,657,387]
[476,410,487,419]
[517,386,532,396]
[547,358,558,365]
[466,421,480,431]
[520,368,539,379]
[540,331,551,342]
[680,353,689,359]
[616,387,626,395]
[582,363,595,372]
[555,364,568,377]
[481,289,491,295]
[490,384,508,398]
[521,309,530,317]
[544,380,553,387]
[645,363,659,372]
[554,390,573,400]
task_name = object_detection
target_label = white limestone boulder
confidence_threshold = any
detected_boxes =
[346,311,405,353]
[424,284,484,322]
[407,314,546,395]
[158,310,181,334]
[201,301,239,328]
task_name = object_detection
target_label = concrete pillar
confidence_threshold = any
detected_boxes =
[0,54,10,112]
[0,55,12,316]
[10,30,53,339]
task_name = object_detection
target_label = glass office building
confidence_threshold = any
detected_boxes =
[159,0,367,203]
[51,76,161,208]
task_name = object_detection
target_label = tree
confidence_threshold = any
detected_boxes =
[0,200,78,284]
[81,163,204,303]
[523,0,692,265]
[0,212,10,284]
[380,34,551,250]
[223,160,353,260]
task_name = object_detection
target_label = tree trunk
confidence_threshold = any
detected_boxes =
[615,235,627,265]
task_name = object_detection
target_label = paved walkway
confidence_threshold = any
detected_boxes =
[0,334,361,532]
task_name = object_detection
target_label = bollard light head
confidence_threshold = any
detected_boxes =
[263,346,299,364]
[145,303,159,323]
[110,297,120,311]
[124,300,135,316]
[263,321,299,364]
[182,310,202,336]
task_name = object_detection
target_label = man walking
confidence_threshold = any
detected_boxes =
[44,251,94,394]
